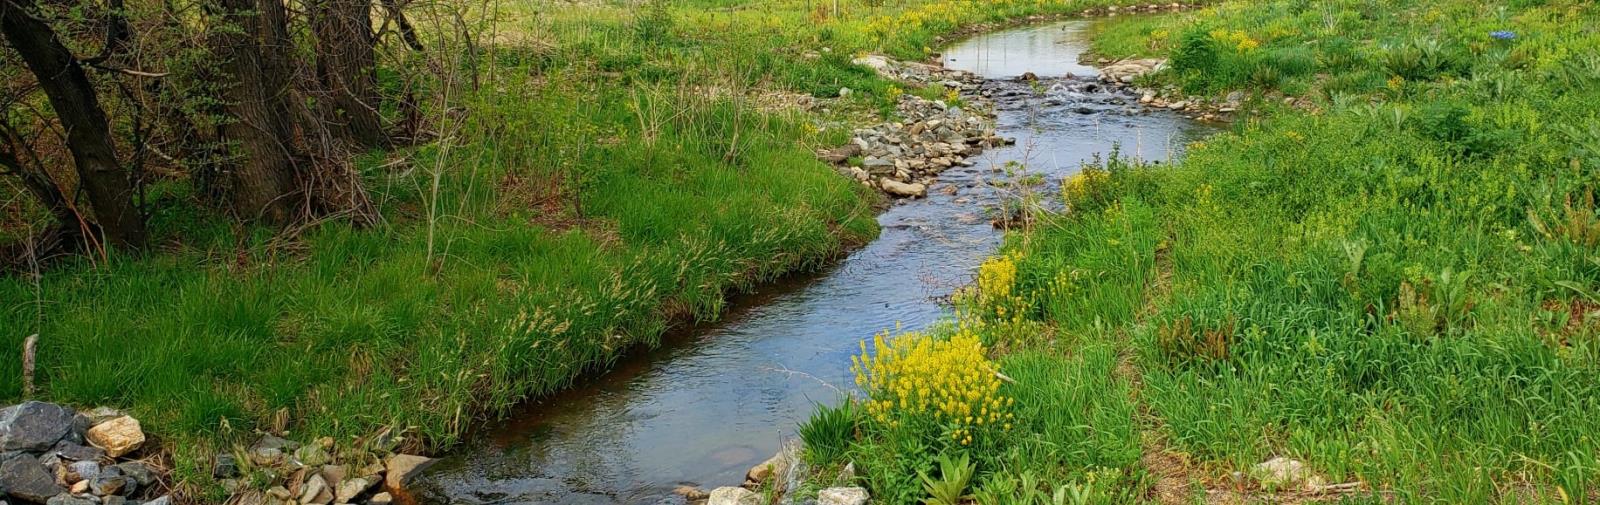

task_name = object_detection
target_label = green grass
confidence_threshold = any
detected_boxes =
[2,0,1197,493]
[797,0,1600,503]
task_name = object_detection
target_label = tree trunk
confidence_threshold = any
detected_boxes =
[311,0,387,149]
[210,0,304,224]
[0,0,146,248]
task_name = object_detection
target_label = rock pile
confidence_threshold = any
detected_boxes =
[820,56,1011,199]
[0,401,166,505]
[1079,2,1194,16]
[219,431,434,505]
[1097,58,1165,84]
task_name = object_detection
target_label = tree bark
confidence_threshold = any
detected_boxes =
[381,0,423,51]
[210,0,304,224]
[0,0,146,248]
[311,0,387,149]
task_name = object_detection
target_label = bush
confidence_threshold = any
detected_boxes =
[798,400,858,466]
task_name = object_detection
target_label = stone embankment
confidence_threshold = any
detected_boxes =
[816,55,1013,199]
[0,401,440,505]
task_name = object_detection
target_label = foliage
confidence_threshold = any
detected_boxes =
[919,452,976,505]
[798,400,859,467]
[852,329,1013,446]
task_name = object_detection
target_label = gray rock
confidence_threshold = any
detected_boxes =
[0,402,75,453]
[366,493,392,505]
[145,496,172,505]
[88,475,130,497]
[0,454,66,503]
[816,487,869,505]
[102,496,126,505]
[46,495,96,505]
[50,442,105,463]
[67,460,102,483]
[213,453,240,479]
[112,462,155,488]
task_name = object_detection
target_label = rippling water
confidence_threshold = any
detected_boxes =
[413,19,1212,505]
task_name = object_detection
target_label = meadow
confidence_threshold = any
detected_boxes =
[797,0,1600,503]
[0,0,1179,493]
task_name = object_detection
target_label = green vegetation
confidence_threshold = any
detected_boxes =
[799,0,1600,502]
[0,0,1177,493]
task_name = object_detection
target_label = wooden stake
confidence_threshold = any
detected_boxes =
[23,334,37,397]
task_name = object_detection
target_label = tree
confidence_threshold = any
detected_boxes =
[311,0,388,149]
[210,0,305,224]
[0,0,146,248]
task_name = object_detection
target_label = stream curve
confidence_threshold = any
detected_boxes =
[413,19,1212,505]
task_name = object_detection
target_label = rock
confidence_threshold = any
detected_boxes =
[46,495,96,505]
[1252,457,1310,489]
[299,474,332,505]
[706,487,759,505]
[334,476,375,504]
[817,487,869,505]
[293,445,329,468]
[113,462,155,488]
[65,460,102,484]
[1167,101,1189,110]
[1225,91,1243,103]
[838,87,851,97]
[1140,92,1155,104]
[89,474,130,497]
[879,179,927,198]
[0,454,65,502]
[849,55,892,72]
[214,453,240,479]
[251,447,286,467]
[84,417,143,458]
[366,493,392,505]
[1020,71,1037,81]
[268,487,295,501]
[745,450,788,484]
[0,402,76,453]
[146,496,172,505]
[105,496,128,505]
[672,485,708,500]
[382,454,437,490]
[48,441,105,464]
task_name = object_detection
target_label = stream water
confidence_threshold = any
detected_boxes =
[413,19,1212,505]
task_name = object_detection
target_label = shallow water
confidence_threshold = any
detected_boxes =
[413,20,1211,505]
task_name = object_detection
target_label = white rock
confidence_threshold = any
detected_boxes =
[707,486,760,505]
[817,487,869,505]
[880,179,927,198]
[1252,457,1310,488]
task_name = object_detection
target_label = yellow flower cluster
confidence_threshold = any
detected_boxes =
[1063,168,1109,205]
[851,329,1013,445]
[1210,29,1259,52]
[864,0,1028,42]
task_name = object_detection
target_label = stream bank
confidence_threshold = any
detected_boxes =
[411,18,1213,505]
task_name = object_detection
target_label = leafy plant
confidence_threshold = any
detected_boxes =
[919,453,976,505]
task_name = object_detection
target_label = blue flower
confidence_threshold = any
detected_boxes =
[1490,30,1515,40]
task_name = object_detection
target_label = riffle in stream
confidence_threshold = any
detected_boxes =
[413,20,1213,505]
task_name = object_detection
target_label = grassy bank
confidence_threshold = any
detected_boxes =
[797,0,1600,503]
[0,0,1178,493]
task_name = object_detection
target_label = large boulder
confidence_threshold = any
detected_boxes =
[0,402,75,453]
[0,453,66,503]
